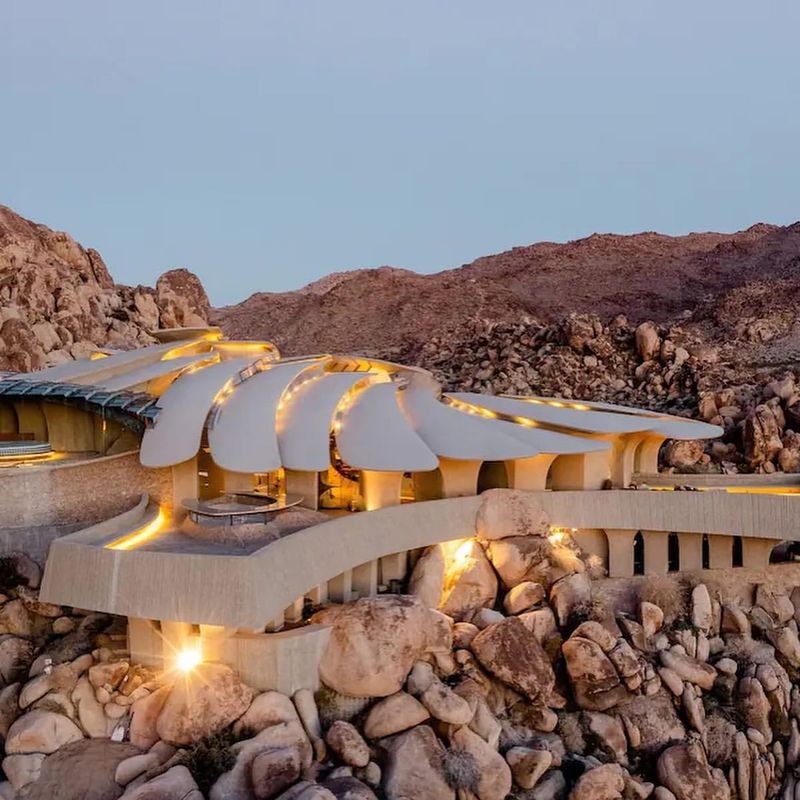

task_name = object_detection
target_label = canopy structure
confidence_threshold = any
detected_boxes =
[11,328,723,474]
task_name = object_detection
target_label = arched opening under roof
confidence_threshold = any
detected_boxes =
[0,402,19,435]
[413,468,445,501]
[633,532,645,576]
[702,535,710,570]
[477,460,509,493]
[732,536,743,567]
[197,432,225,501]
[668,532,680,572]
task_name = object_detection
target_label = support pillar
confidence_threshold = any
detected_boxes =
[610,434,644,488]
[380,552,408,585]
[605,529,636,578]
[285,470,319,510]
[224,470,255,493]
[677,532,704,571]
[160,620,195,666]
[506,454,558,491]
[352,560,378,598]
[643,530,669,576]
[128,618,162,668]
[437,458,482,497]
[636,436,665,476]
[741,538,776,570]
[308,583,329,607]
[199,624,227,662]
[171,457,198,520]
[284,598,305,625]
[359,470,403,511]
[328,570,353,603]
[549,451,610,491]
[708,534,733,569]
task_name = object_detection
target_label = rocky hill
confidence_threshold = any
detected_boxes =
[213,223,800,359]
[0,205,209,372]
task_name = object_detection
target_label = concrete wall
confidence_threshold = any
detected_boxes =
[0,451,172,529]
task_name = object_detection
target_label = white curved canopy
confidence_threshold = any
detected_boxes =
[101,354,214,392]
[278,371,374,471]
[449,392,654,435]
[336,382,438,471]
[141,358,255,468]
[208,361,317,473]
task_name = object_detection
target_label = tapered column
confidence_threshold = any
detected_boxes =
[708,535,733,569]
[328,569,353,603]
[605,529,637,578]
[610,434,645,488]
[741,538,775,570]
[160,620,195,666]
[171,457,198,519]
[128,618,162,668]
[285,470,319,510]
[224,470,255,493]
[380,552,408,585]
[437,458,482,497]
[549,451,611,490]
[359,470,403,511]
[352,560,379,598]
[506,454,557,491]
[636,435,665,476]
[643,530,668,576]
[677,533,703,571]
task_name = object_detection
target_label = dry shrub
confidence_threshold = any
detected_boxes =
[443,748,481,791]
[704,707,738,767]
[637,574,689,626]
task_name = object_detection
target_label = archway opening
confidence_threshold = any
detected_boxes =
[668,532,680,572]
[702,535,710,570]
[477,461,509,493]
[732,536,743,568]
[633,532,645,576]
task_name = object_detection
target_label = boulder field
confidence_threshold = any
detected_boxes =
[2,491,800,798]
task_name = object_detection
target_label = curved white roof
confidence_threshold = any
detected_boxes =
[277,370,374,471]
[140,358,255,468]
[336,383,438,471]
[12,330,722,474]
[208,361,317,473]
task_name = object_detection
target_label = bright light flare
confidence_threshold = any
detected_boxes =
[175,646,202,673]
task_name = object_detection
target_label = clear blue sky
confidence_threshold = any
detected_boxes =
[3,2,799,306]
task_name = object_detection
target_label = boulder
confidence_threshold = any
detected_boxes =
[251,746,304,799]
[0,552,41,589]
[322,776,377,799]
[485,536,552,589]
[756,585,795,625]
[419,680,473,725]
[504,582,545,615]
[20,664,79,709]
[549,573,592,627]
[326,721,370,768]
[114,752,161,786]
[570,763,625,800]
[0,684,21,746]
[506,747,552,790]
[562,637,624,711]
[234,691,301,737]
[123,765,203,800]
[363,692,429,738]
[470,617,555,704]
[659,650,716,690]
[156,664,254,745]
[5,709,84,754]
[744,405,783,468]
[640,602,664,638]
[690,585,712,632]
[409,540,498,618]
[3,753,45,792]
[311,596,445,697]
[381,726,454,800]
[0,636,34,685]
[518,607,559,645]
[72,676,111,738]
[475,489,549,541]
[15,738,140,800]
[657,742,730,800]
[663,441,704,469]
[450,725,512,800]
[635,322,661,362]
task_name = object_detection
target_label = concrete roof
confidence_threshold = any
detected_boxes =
[11,331,723,472]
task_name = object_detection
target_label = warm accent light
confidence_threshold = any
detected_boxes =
[106,508,167,551]
[176,645,202,672]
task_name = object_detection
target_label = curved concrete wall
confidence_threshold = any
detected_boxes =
[42,487,800,629]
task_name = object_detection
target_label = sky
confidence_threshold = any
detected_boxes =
[3,2,800,306]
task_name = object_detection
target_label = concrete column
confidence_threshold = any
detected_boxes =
[41,405,96,452]
[13,402,47,442]
[605,529,637,578]
[610,434,644,488]
[285,470,319,510]
[571,529,608,567]
[128,618,163,668]
[380,552,408,585]
[171,457,198,520]
[265,613,285,633]
[308,583,328,606]
[742,538,775,570]
[224,470,255,493]
[506,454,557,491]
[437,458,481,497]
[352,560,378,598]
[160,620,195,665]
[643,530,669,576]
[328,569,353,603]
[199,624,227,662]
[359,470,403,511]
[549,451,610,491]
[635,436,665,476]
[677,532,704,571]
[284,597,305,624]
[708,534,733,569]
